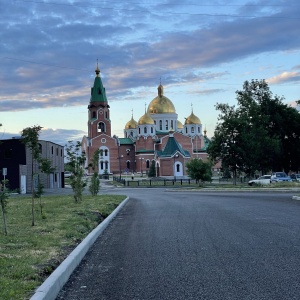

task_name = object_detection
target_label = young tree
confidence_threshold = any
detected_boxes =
[0,180,9,235]
[21,125,43,226]
[65,141,87,202]
[148,160,156,178]
[36,158,56,216]
[89,149,101,196]
[186,158,212,185]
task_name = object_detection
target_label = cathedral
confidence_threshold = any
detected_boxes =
[82,64,211,177]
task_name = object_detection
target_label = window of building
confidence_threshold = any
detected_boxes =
[191,127,194,133]
[105,111,108,118]
[176,164,180,172]
[4,148,12,159]
[144,127,147,134]
[198,127,200,133]
[139,128,141,134]
[104,149,108,156]
[166,120,168,130]
[130,131,133,137]
[159,120,162,130]
[100,149,103,156]
[185,127,188,134]
[51,146,53,154]
[38,143,42,154]
[146,160,150,168]
[151,127,153,134]
[126,161,130,169]
[105,161,108,170]
[171,120,174,129]
[92,111,96,118]
[100,161,104,170]
[98,122,106,133]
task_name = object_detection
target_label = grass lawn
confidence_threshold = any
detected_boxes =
[0,193,125,300]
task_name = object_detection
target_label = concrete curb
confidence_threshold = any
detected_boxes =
[30,196,130,300]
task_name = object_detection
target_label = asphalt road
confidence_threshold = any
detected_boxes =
[56,189,300,300]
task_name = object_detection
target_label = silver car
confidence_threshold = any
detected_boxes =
[248,175,271,186]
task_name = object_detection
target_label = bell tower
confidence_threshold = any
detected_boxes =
[87,61,111,138]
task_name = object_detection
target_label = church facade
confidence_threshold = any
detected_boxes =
[82,64,212,177]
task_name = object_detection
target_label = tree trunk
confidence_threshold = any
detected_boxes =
[1,205,7,235]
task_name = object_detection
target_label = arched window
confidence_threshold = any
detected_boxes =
[130,131,133,137]
[165,120,168,130]
[100,161,104,170]
[159,120,162,130]
[92,111,96,118]
[171,120,174,129]
[191,127,194,133]
[176,164,180,172]
[104,149,108,156]
[105,111,108,118]
[105,161,108,170]
[100,149,103,156]
[151,127,153,133]
[146,160,150,168]
[198,127,200,133]
[185,127,188,134]
[144,127,147,134]
[126,161,130,169]
[98,122,106,133]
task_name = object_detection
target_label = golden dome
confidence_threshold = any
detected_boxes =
[125,116,138,129]
[138,112,155,125]
[177,120,183,129]
[147,84,176,114]
[185,111,201,125]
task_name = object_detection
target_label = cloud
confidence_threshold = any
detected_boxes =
[267,71,300,84]
[0,0,299,113]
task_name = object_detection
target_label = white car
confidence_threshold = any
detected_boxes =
[248,175,271,186]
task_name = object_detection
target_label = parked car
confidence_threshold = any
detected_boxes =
[248,175,271,186]
[270,172,292,183]
[64,171,72,178]
[290,174,300,182]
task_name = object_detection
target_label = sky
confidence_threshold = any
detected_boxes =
[0,0,299,146]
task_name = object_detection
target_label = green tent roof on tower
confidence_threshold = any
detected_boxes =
[90,63,108,103]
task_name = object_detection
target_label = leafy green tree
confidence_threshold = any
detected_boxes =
[148,160,156,177]
[186,158,212,185]
[88,149,101,196]
[208,79,300,181]
[0,180,9,235]
[207,103,247,184]
[65,141,87,202]
[36,158,56,216]
[236,79,300,172]
[21,125,43,226]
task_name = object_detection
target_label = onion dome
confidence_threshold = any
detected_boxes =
[125,115,138,129]
[138,112,155,125]
[177,120,183,129]
[147,84,176,114]
[185,111,201,125]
